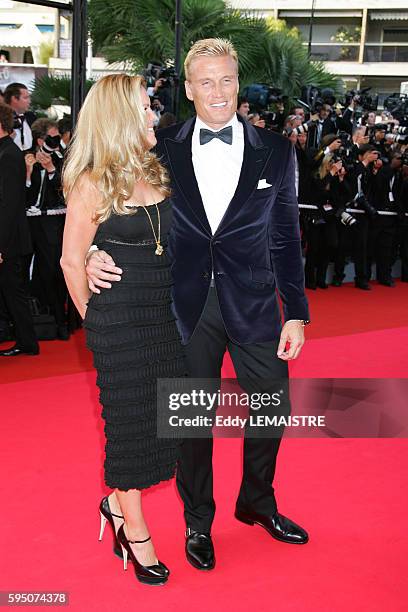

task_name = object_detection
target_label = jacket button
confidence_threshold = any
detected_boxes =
[203,272,209,279]
[213,240,221,245]
[216,271,224,276]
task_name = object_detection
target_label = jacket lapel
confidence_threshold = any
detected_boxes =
[164,117,212,236]
[213,116,274,236]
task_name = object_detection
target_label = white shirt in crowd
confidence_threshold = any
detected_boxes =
[12,117,33,151]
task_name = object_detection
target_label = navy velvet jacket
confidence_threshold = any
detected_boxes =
[155,114,310,345]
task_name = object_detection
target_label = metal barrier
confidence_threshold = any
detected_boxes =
[298,204,408,217]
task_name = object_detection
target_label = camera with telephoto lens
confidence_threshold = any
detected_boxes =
[354,193,378,218]
[241,84,287,111]
[344,88,378,112]
[340,211,357,227]
[333,132,357,172]
[143,63,176,88]
[40,134,61,155]
[383,94,408,124]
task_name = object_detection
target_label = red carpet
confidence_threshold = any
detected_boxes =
[1,282,407,611]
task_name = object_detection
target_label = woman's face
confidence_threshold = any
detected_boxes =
[141,87,157,148]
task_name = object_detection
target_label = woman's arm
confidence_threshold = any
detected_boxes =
[60,174,100,319]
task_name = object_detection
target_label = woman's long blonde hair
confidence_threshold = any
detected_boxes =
[318,153,334,180]
[63,74,170,223]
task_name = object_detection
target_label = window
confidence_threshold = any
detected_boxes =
[383,29,408,43]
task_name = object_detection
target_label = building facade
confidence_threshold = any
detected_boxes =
[231,0,408,101]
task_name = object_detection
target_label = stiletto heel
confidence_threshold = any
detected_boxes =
[122,545,128,570]
[98,496,129,561]
[99,512,108,541]
[117,524,169,586]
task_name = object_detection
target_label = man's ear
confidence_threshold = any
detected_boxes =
[185,80,194,102]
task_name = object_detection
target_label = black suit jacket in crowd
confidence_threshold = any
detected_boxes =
[26,161,63,212]
[0,136,32,258]
[307,117,338,149]
[155,114,310,344]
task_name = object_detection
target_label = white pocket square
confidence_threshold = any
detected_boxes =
[257,179,273,190]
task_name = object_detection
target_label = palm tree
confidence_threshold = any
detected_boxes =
[30,75,95,111]
[88,0,341,116]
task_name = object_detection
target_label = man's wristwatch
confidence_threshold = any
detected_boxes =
[286,319,311,326]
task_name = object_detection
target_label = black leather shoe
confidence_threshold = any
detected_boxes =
[185,528,215,570]
[57,325,70,341]
[379,279,395,287]
[0,345,39,357]
[355,281,371,290]
[331,279,342,287]
[235,508,309,545]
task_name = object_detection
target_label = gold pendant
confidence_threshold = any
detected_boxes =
[155,244,164,256]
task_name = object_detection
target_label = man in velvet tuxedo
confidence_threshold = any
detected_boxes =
[86,39,311,570]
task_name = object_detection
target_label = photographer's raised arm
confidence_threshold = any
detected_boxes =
[60,174,101,319]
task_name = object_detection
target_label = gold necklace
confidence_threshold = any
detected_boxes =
[141,203,163,255]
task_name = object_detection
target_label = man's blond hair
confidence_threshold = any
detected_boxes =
[184,38,238,80]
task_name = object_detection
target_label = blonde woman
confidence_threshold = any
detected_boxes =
[61,74,186,586]
[304,152,342,289]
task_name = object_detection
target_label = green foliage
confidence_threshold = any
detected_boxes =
[30,75,95,110]
[88,0,342,117]
[265,16,300,39]
[38,39,55,66]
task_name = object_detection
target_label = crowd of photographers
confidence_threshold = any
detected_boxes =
[238,93,408,290]
[0,82,72,356]
[0,79,407,357]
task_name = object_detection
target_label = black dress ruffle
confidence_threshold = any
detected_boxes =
[84,199,186,491]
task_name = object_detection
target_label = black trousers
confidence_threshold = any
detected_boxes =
[0,257,38,351]
[367,216,397,283]
[333,217,369,283]
[398,223,408,281]
[304,219,338,286]
[26,216,67,327]
[176,288,289,533]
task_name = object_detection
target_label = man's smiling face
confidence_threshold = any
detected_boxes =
[185,54,239,130]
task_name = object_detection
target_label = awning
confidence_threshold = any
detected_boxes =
[279,11,362,18]
[0,23,43,48]
[370,12,408,21]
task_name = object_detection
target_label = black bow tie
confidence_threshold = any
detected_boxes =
[199,126,233,146]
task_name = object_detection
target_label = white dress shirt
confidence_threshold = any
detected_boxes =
[192,113,244,234]
[12,117,33,151]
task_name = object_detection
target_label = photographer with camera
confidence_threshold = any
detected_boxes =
[367,124,389,159]
[366,151,404,287]
[303,152,342,289]
[58,116,72,152]
[3,83,36,152]
[0,103,39,357]
[311,133,342,167]
[25,118,69,340]
[306,103,337,149]
[150,77,172,114]
[237,96,250,119]
[332,144,380,289]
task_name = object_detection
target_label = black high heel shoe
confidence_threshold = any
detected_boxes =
[98,496,126,561]
[117,524,169,586]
